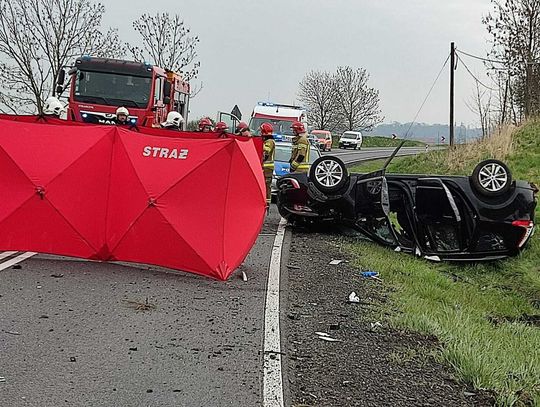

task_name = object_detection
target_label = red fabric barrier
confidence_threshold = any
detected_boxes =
[0,119,266,280]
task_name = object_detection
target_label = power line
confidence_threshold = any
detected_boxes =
[404,53,451,138]
[457,54,499,92]
[456,49,507,65]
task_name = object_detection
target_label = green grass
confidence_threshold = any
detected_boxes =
[346,121,540,406]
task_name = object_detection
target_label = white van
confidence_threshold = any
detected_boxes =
[338,131,363,150]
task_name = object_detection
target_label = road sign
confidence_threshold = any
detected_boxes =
[231,105,242,120]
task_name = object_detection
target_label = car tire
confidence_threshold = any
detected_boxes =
[471,159,512,197]
[353,145,357,150]
[309,156,349,194]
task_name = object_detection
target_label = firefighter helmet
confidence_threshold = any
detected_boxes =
[116,106,129,117]
[236,122,249,133]
[215,121,228,132]
[43,97,64,116]
[162,111,184,127]
[290,121,305,134]
[198,117,213,131]
[259,122,273,136]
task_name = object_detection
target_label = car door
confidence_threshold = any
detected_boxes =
[353,172,399,246]
[414,178,468,255]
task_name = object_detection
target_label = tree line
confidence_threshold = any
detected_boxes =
[472,0,540,132]
[0,0,200,114]
[297,66,383,133]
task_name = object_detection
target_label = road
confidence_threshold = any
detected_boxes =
[322,146,430,165]
[0,212,285,407]
[0,146,426,406]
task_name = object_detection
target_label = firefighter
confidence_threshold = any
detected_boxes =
[289,121,310,173]
[215,121,229,137]
[198,117,213,132]
[115,106,130,125]
[235,122,252,137]
[260,122,275,208]
[43,97,65,117]
[161,111,184,130]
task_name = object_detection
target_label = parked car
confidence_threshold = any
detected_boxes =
[271,141,322,196]
[277,156,537,261]
[311,130,333,151]
[339,131,363,149]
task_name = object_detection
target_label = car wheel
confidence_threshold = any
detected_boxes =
[309,156,349,194]
[471,159,512,197]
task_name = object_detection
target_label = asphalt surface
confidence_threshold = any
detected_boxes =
[322,146,430,165]
[0,211,282,407]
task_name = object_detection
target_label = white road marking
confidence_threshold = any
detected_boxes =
[0,252,37,271]
[263,217,287,407]
[0,251,17,261]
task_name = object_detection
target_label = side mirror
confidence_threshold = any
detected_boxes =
[56,69,66,96]
[163,81,171,96]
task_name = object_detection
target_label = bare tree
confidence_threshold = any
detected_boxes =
[334,66,383,132]
[128,13,200,85]
[0,0,123,114]
[483,0,540,119]
[466,82,493,139]
[297,70,340,131]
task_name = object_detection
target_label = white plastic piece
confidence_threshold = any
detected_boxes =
[348,292,360,303]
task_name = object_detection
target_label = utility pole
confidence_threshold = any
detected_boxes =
[449,42,455,147]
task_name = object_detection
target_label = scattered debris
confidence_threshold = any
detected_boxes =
[315,332,342,342]
[464,391,476,397]
[0,377,5,383]
[4,331,21,336]
[241,270,248,282]
[12,265,22,269]
[287,264,301,269]
[50,273,64,278]
[129,347,138,351]
[361,271,379,278]
[329,259,345,265]
[39,315,49,319]
[348,292,360,303]
[36,285,42,289]
[146,389,153,393]
[370,321,383,331]
[329,323,340,330]
[69,357,77,362]
[123,298,157,312]
[394,246,402,252]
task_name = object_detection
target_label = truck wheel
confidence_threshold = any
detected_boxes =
[471,159,512,197]
[309,156,349,194]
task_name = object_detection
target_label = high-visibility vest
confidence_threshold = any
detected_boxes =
[263,138,275,170]
[291,135,310,171]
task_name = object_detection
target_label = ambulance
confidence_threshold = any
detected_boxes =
[248,102,308,139]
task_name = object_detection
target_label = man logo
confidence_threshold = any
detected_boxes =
[142,146,189,160]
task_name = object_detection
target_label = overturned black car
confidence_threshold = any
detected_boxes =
[277,155,537,261]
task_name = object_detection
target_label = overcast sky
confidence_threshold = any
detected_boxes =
[102,0,494,127]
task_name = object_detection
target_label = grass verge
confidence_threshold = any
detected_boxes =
[347,122,540,406]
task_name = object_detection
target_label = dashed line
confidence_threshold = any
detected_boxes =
[263,218,287,407]
[0,252,37,271]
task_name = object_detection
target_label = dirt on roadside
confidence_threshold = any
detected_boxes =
[283,228,495,407]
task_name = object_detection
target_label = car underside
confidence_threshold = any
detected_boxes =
[277,156,537,262]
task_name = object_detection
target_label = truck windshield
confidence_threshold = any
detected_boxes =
[250,117,295,136]
[73,70,152,108]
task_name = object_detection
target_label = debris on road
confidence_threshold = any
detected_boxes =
[329,259,345,265]
[123,298,156,312]
[315,332,342,342]
[0,377,5,383]
[12,265,22,269]
[241,270,248,282]
[50,273,64,278]
[4,331,21,336]
[361,271,379,278]
[287,264,301,269]
[348,292,360,303]
[370,321,383,332]
[69,357,76,362]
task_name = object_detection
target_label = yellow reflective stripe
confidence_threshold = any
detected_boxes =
[263,163,274,168]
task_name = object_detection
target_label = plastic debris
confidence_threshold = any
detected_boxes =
[241,270,248,282]
[316,332,342,342]
[370,321,383,331]
[394,246,402,252]
[0,377,5,383]
[361,271,379,278]
[329,259,345,265]
[348,292,360,303]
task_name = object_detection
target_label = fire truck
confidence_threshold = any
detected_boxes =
[57,56,190,128]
